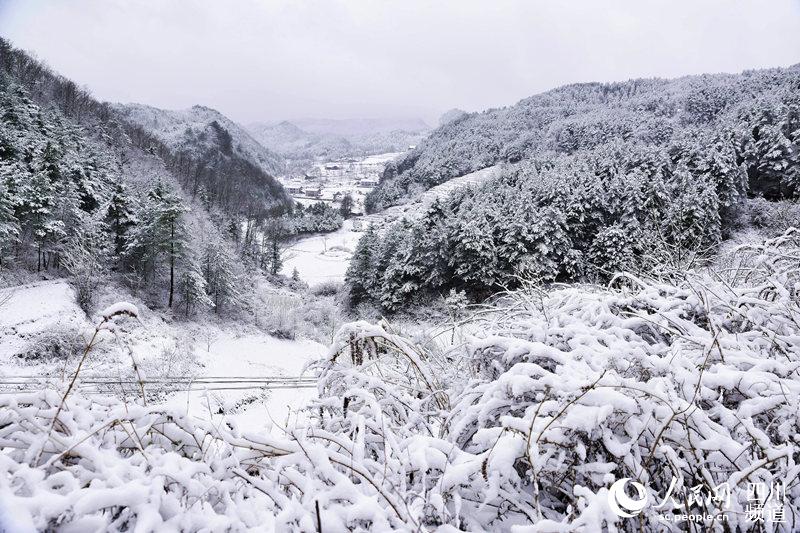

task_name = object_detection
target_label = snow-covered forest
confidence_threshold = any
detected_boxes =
[2,2,800,530]
[352,68,800,313]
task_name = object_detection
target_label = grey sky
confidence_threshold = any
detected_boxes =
[1,0,799,124]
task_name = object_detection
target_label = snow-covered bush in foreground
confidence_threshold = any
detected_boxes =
[1,231,799,531]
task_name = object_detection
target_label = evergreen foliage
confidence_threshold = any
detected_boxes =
[353,66,800,312]
[348,139,759,311]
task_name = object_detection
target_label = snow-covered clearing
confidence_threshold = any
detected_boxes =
[0,280,326,434]
[281,218,363,284]
[3,229,799,531]
[0,280,86,360]
[175,333,325,432]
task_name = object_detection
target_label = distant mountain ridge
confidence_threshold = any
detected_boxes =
[290,117,429,136]
[246,117,429,163]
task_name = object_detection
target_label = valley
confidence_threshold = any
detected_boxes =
[280,156,502,285]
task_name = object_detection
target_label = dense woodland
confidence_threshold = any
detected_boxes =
[351,67,800,312]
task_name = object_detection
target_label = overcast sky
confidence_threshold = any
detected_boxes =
[1,0,799,124]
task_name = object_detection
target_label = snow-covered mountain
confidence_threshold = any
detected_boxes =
[246,117,429,162]
[114,103,286,176]
[247,120,351,161]
[366,66,800,211]
[291,117,428,137]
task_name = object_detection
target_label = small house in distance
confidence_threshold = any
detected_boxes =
[306,188,323,198]
[359,178,379,188]
[286,184,304,194]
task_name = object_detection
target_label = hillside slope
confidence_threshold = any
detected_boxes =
[113,102,291,215]
[0,36,274,315]
[367,67,800,211]
[114,103,285,176]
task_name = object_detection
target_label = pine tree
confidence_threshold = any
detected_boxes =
[379,223,428,311]
[201,239,241,314]
[339,193,354,219]
[374,222,410,309]
[743,105,800,198]
[261,216,291,276]
[0,174,20,266]
[157,184,189,308]
[22,170,63,271]
[125,181,189,306]
[178,255,213,317]
[663,164,721,257]
[106,182,137,257]
[447,211,498,295]
[345,224,381,307]
[416,198,454,289]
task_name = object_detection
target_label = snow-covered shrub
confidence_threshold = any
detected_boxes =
[253,291,301,339]
[749,197,800,236]
[310,280,342,297]
[290,295,344,344]
[16,324,84,363]
[2,230,799,531]
[61,216,110,315]
[587,223,642,277]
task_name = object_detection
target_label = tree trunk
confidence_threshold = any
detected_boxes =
[168,223,175,307]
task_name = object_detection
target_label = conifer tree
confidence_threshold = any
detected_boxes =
[23,170,63,271]
[106,182,137,257]
[201,239,241,314]
[125,181,189,306]
[261,216,291,276]
[339,193,354,219]
[178,254,213,317]
[345,224,381,306]
[0,175,20,266]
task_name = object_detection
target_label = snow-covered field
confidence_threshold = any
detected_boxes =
[177,333,325,432]
[0,280,86,360]
[281,219,364,284]
[4,230,798,531]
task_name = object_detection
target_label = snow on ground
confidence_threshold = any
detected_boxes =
[0,280,87,360]
[360,163,502,226]
[171,332,326,433]
[0,279,326,435]
[420,164,501,205]
[281,218,364,284]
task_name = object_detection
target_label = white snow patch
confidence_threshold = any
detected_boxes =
[0,280,87,360]
[168,333,326,432]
